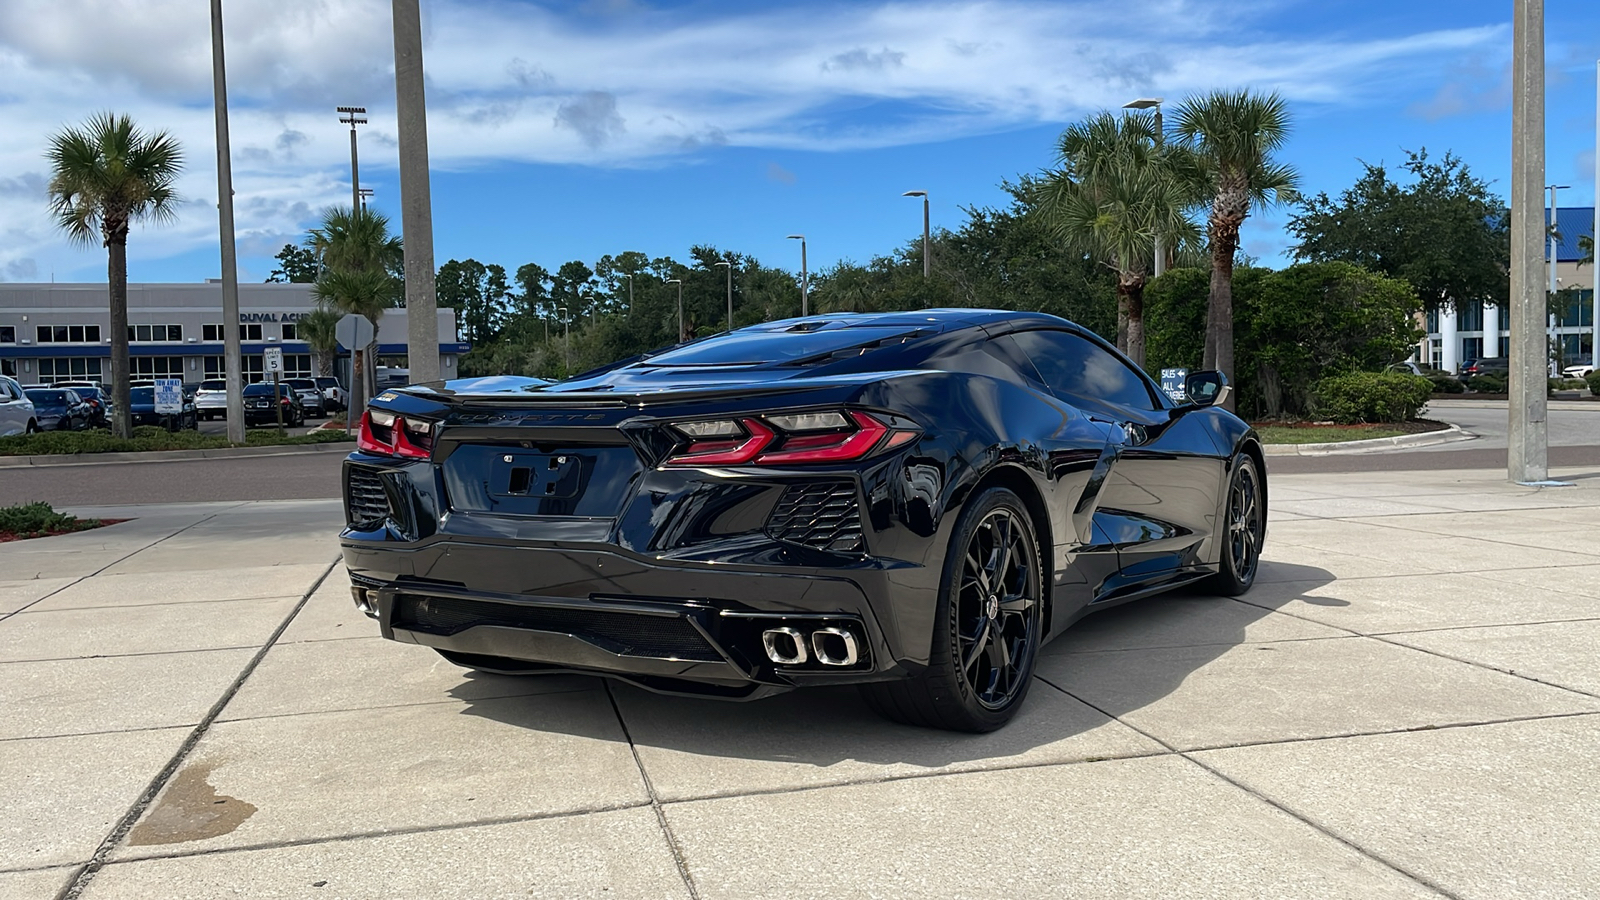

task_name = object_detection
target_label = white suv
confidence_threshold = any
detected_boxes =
[314,376,348,412]
[194,379,228,420]
[0,375,37,435]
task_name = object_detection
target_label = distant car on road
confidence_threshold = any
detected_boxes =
[194,379,228,420]
[0,375,38,435]
[1562,362,1596,379]
[284,378,327,418]
[315,376,348,412]
[128,386,199,429]
[22,388,93,431]
[50,381,111,427]
[243,382,304,427]
[1459,358,1509,382]
[1386,361,1424,376]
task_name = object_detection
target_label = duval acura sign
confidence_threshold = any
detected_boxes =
[239,312,307,323]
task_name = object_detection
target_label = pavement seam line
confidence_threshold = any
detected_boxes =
[603,681,702,900]
[0,508,237,624]
[1032,675,1464,900]
[54,555,340,900]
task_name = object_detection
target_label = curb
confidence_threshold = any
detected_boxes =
[1263,424,1472,457]
[0,439,353,469]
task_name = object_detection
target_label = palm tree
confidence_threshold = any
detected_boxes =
[46,113,182,437]
[1034,110,1197,366]
[1171,90,1300,399]
[298,305,343,382]
[307,206,402,413]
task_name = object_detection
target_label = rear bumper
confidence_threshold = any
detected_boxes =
[342,538,918,698]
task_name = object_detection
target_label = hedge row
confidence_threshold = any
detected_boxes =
[1311,372,1434,424]
[0,425,352,457]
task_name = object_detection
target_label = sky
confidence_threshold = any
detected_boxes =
[0,0,1598,286]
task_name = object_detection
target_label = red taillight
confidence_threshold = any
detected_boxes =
[357,410,434,459]
[663,410,915,468]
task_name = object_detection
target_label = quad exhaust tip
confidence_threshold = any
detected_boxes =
[761,626,859,667]
[350,586,381,619]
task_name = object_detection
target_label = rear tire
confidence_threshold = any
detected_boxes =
[1208,455,1264,596]
[861,486,1044,733]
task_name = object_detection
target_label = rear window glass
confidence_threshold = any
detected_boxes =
[639,327,925,367]
[243,384,280,397]
[130,388,154,402]
[27,390,70,404]
[315,377,340,387]
[199,380,225,390]
[285,379,316,389]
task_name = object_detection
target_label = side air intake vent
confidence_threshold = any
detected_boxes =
[765,481,864,553]
[345,465,392,526]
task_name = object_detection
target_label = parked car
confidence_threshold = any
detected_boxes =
[127,386,199,429]
[243,382,304,427]
[1562,362,1596,379]
[50,381,112,427]
[340,310,1266,733]
[194,379,228,420]
[315,376,348,412]
[0,375,38,435]
[1459,358,1509,382]
[22,388,94,431]
[283,378,327,418]
[1386,360,1424,376]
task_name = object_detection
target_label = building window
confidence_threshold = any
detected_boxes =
[128,324,184,342]
[1461,338,1482,363]
[0,326,13,343]
[35,325,102,343]
[1457,303,1483,332]
[204,356,225,378]
[243,354,265,383]
[130,356,185,378]
[1425,309,1439,334]
[284,354,312,379]
[281,323,298,341]
[37,358,104,383]
[1499,335,1511,358]
[203,324,225,342]
[242,323,264,341]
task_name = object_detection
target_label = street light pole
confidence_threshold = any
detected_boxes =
[714,261,733,331]
[337,106,367,214]
[392,0,440,385]
[902,191,930,278]
[559,305,569,375]
[1509,0,1548,484]
[787,235,808,315]
[1124,97,1165,278]
[623,273,634,316]
[210,0,246,443]
[1594,58,1600,369]
[1549,183,1570,375]
[666,278,684,342]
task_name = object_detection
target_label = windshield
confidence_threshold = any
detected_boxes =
[315,377,339,388]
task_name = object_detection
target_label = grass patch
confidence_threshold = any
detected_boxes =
[0,425,353,456]
[0,501,115,542]
[1253,419,1449,445]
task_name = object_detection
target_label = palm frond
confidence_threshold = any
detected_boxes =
[45,111,184,246]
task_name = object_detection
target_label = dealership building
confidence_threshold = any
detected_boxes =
[1420,207,1596,373]
[0,281,466,385]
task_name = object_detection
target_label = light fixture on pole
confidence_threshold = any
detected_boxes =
[337,106,367,214]
[211,0,246,442]
[786,235,808,315]
[666,278,684,342]
[714,260,733,331]
[356,187,374,210]
[1124,97,1166,278]
[902,191,930,279]
[1548,183,1570,376]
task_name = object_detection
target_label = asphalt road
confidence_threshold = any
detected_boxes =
[6,401,1596,507]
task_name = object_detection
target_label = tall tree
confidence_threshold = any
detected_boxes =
[1171,90,1300,398]
[267,244,318,283]
[436,258,510,343]
[1034,110,1197,365]
[1288,150,1509,312]
[298,306,343,379]
[46,112,183,438]
[307,207,402,405]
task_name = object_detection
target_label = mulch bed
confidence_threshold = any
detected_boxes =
[0,518,128,543]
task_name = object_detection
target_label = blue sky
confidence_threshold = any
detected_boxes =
[0,0,1597,285]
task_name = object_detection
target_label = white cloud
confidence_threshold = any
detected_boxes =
[0,0,1507,279]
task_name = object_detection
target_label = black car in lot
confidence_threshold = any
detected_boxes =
[127,386,198,429]
[22,388,94,431]
[243,382,305,427]
[339,310,1266,732]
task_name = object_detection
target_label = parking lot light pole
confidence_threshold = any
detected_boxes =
[1124,97,1165,277]
[209,0,246,443]
[714,260,733,331]
[559,306,569,375]
[786,235,808,316]
[902,191,930,279]
[337,106,367,213]
[1549,183,1570,375]
[666,279,684,342]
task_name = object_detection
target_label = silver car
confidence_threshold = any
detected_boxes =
[284,378,327,418]
[194,379,228,420]
[0,375,38,436]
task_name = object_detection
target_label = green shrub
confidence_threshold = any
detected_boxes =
[1588,371,1600,396]
[1311,372,1434,424]
[0,502,101,538]
[1467,373,1507,393]
[1427,374,1464,394]
[1551,378,1587,391]
[0,425,353,456]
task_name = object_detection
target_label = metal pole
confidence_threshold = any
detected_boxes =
[1593,60,1599,370]
[921,196,931,278]
[676,282,684,341]
[716,261,732,331]
[626,274,633,315]
[349,121,360,213]
[209,0,246,443]
[393,0,440,384]
[801,240,808,316]
[1153,104,1166,278]
[1509,0,1548,484]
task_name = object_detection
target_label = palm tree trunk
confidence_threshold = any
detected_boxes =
[1115,293,1129,353]
[1205,220,1240,412]
[1125,278,1146,368]
[107,235,132,438]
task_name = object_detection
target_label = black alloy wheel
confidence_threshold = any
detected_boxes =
[862,486,1043,732]
[1209,455,1264,596]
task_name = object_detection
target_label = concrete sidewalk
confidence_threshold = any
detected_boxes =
[2,471,1597,899]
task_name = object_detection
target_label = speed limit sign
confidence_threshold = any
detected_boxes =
[263,346,284,374]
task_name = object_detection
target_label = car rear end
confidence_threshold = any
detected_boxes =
[194,380,227,418]
[286,379,325,416]
[242,384,292,425]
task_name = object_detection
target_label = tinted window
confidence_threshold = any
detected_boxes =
[285,379,316,389]
[639,326,926,367]
[315,377,340,388]
[27,390,69,404]
[243,384,275,397]
[1010,329,1158,412]
[200,380,226,391]
[927,335,1037,386]
[130,388,154,403]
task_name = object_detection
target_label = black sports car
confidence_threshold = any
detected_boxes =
[340,310,1266,732]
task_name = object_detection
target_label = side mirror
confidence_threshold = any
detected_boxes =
[1183,370,1230,408]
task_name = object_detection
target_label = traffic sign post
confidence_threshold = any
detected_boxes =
[264,347,285,437]
[153,378,183,433]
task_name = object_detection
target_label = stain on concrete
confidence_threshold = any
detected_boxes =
[128,760,257,845]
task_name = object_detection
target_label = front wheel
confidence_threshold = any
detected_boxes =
[1208,455,1264,596]
[862,486,1044,733]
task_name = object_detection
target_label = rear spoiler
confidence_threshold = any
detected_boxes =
[395,369,930,409]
